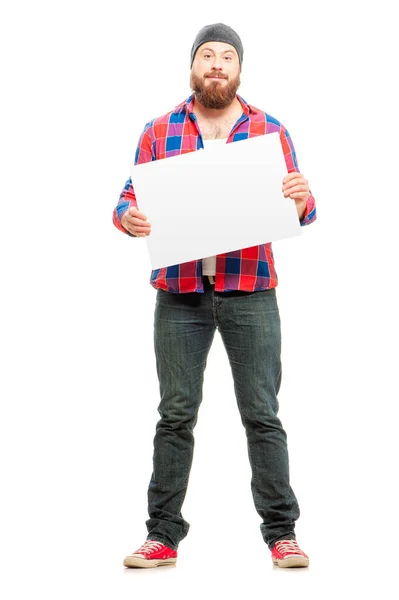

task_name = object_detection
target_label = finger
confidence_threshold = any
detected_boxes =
[283,179,309,192]
[289,192,309,201]
[123,219,150,235]
[282,171,302,184]
[130,216,151,224]
[125,224,137,235]
[132,227,151,236]
[284,180,307,188]
[129,207,147,220]
[283,171,298,185]
[132,224,151,233]
[283,186,308,197]
[282,181,303,193]
[282,177,306,190]
[124,214,151,226]
[133,224,152,234]
[284,190,309,198]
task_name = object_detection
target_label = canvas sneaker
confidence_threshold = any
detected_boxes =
[271,539,309,568]
[123,539,178,568]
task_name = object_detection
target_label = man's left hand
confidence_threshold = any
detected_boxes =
[282,171,310,204]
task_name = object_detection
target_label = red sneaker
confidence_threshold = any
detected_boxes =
[123,539,178,568]
[271,539,309,568]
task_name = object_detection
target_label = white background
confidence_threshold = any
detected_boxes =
[1,1,398,598]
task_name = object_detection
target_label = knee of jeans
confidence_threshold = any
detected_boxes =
[158,406,199,430]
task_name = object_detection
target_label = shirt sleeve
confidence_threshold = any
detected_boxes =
[279,125,317,227]
[112,124,155,236]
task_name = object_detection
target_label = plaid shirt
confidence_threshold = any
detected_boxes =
[113,93,317,293]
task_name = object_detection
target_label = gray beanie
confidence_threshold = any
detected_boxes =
[190,23,243,69]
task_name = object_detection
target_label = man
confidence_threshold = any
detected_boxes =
[113,23,316,569]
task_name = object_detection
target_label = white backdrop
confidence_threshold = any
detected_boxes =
[1,1,398,598]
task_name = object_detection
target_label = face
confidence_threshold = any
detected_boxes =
[190,41,241,109]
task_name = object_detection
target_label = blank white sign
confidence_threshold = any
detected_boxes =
[131,133,301,269]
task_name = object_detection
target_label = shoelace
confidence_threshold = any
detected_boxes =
[275,539,302,554]
[134,540,163,554]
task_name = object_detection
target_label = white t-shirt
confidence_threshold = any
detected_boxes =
[201,137,227,276]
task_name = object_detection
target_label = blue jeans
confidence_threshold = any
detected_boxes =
[145,280,300,551]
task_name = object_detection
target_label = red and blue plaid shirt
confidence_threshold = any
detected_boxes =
[113,93,317,293]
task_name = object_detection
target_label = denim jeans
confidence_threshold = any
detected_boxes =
[145,281,300,551]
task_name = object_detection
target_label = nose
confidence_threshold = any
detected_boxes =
[211,56,224,71]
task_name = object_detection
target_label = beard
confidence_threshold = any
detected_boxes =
[190,70,241,109]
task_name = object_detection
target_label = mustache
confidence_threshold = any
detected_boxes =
[205,73,227,79]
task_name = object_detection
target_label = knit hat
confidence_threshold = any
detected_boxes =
[190,23,243,69]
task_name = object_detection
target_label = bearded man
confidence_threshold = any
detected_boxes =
[113,22,316,569]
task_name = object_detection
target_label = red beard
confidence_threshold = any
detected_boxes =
[190,71,241,109]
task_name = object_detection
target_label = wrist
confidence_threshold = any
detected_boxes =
[297,199,307,219]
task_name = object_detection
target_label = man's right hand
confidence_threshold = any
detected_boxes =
[121,206,152,237]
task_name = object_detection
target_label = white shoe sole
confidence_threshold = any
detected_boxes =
[123,555,177,568]
[272,555,309,568]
